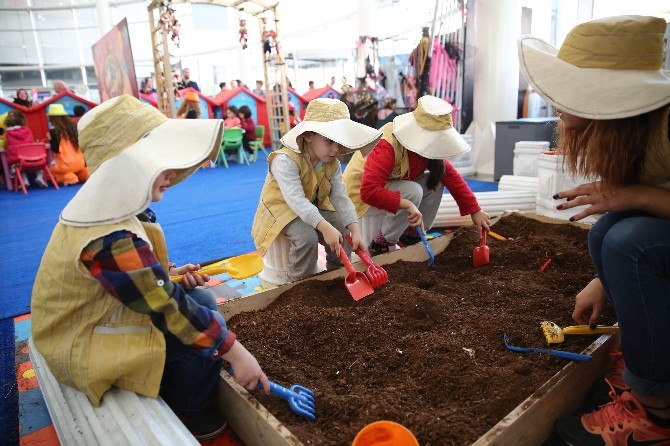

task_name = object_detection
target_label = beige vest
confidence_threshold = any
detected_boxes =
[31,218,168,406]
[342,122,410,218]
[251,147,339,255]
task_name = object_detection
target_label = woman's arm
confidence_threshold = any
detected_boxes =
[555,182,670,221]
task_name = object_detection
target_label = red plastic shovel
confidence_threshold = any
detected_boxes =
[473,228,490,268]
[338,245,374,301]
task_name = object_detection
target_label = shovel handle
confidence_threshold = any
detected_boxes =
[532,347,592,362]
[480,228,488,247]
[562,325,619,335]
[337,245,356,275]
[344,235,374,267]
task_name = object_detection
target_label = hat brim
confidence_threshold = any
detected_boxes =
[392,112,470,159]
[518,35,670,120]
[281,118,382,156]
[61,119,223,226]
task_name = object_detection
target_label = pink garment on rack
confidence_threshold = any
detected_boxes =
[429,39,457,97]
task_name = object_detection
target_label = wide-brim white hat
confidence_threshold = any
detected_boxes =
[392,95,469,160]
[61,95,223,226]
[281,98,382,156]
[518,15,670,120]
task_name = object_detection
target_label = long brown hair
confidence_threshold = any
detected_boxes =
[50,115,79,147]
[558,105,669,188]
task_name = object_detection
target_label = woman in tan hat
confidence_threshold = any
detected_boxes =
[31,95,270,441]
[46,103,89,185]
[518,15,670,445]
[251,98,382,282]
[343,95,490,255]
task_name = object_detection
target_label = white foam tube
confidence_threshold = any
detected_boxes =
[498,175,538,194]
[434,190,537,227]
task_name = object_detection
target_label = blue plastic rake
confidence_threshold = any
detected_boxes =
[229,369,316,421]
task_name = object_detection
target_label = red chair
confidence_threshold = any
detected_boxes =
[13,143,59,194]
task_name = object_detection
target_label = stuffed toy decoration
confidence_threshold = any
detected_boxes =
[239,19,248,49]
[261,17,278,62]
[158,1,180,47]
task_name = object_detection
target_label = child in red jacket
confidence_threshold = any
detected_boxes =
[237,105,256,154]
[4,109,47,188]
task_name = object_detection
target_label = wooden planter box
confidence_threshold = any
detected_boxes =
[214,213,618,445]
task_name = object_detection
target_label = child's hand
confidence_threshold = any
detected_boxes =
[471,210,491,232]
[224,341,270,394]
[171,263,209,289]
[400,198,423,227]
[317,220,343,255]
[347,223,364,251]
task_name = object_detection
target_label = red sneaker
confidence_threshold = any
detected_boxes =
[555,391,670,446]
[592,350,631,404]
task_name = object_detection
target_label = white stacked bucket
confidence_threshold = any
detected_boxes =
[513,141,549,177]
[258,235,322,289]
[536,152,597,223]
[451,134,476,177]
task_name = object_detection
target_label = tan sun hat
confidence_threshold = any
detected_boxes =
[392,95,469,159]
[518,15,670,120]
[280,98,382,156]
[60,95,223,226]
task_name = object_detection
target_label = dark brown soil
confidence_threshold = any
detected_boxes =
[225,213,616,445]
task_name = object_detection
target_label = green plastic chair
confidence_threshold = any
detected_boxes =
[249,125,269,163]
[218,128,249,168]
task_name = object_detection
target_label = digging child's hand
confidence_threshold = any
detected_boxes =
[573,278,608,329]
[471,210,491,232]
[171,263,209,289]
[318,220,342,255]
[225,341,271,394]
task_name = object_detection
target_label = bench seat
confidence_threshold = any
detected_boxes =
[28,338,199,446]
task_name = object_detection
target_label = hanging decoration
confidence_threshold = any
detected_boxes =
[158,0,181,47]
[261,17,280,63]
[239,19,248,49]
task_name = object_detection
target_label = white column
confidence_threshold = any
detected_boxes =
[471,0,522,177]
[96,0,111,35]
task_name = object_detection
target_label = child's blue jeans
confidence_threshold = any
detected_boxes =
[159,287,224,414]
[588,211,670,397]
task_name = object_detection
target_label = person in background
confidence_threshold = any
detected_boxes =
[72,105,86,124]
[308,81,315,90]
[46,104,89,186]
[176,91,201,119]
[517,16,670,445]
[376,96,398,129]
[230,80,239,89]
[288,103,301,129]
[141,77,158,102]
[223,105,241,128]
[252,80,265,97]
[181,68,200,91]
[31,95,270,442]
[219,82,227,92]
[329,76,337,87]
[237,105,256,155]
[343,95,489,255]
[251,98,382,282]
[13,88,33,108]
[53,80,69,95]
[4,109,48,188]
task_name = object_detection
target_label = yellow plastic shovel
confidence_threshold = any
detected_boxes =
[540,321,619,345]
[170,253,264,283]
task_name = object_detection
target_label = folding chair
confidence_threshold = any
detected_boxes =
[249,125,269,162]
[13,143,59,194]
[217,128,249,168]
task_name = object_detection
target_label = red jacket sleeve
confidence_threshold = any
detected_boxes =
[360,140,402,213]
[240,118,256,140]
[442,160,481,216]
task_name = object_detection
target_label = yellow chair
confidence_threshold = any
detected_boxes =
[249,124,269,162]
[218,128,249,168]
